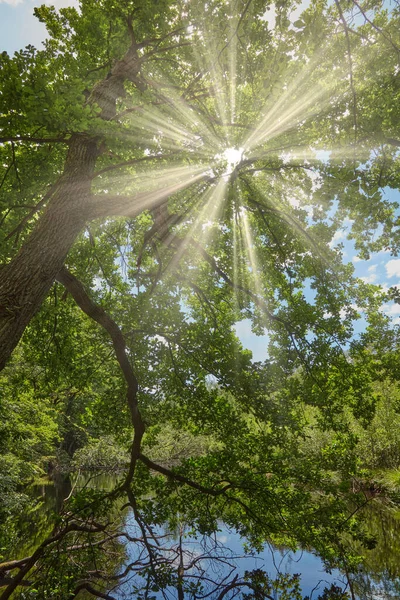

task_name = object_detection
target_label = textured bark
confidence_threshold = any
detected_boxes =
[0,34,195,371]
[0,36,144,371]
[0,135,99,370]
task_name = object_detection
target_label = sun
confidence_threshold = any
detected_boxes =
[215,147,244,175]
[223,147,243,167]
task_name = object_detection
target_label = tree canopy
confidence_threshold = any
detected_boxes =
[1,0,400,598]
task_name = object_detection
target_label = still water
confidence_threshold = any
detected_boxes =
[20,474,400,599]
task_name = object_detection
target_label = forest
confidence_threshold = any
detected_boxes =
[1,0,400,597]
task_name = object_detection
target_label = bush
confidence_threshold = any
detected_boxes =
[70,436,129,471]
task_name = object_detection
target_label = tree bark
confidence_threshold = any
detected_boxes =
[0,33,146,371]
[0,135,99,370]
[0,32,205,371]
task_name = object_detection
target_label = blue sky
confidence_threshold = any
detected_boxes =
[0,0,79,55]
[2,0,399,362]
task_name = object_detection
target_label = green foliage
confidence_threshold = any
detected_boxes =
[352,380,400,470]
[1,0,400,597]
[71,435,129,471]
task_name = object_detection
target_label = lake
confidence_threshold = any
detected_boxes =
[13,474,400,599]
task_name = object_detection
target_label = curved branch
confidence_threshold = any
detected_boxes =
[71,582,116,599]
[0,522,106,599]
[216,579,274,600]
[55,267,145,487]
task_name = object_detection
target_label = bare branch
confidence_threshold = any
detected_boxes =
[71,582,116,599]
[351,0,400,56]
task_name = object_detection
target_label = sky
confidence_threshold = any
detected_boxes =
[1,0,399,362]
[0,0,78,54]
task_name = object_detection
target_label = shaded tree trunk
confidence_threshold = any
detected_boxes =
[0,33,194,371]
[0,135,99,370]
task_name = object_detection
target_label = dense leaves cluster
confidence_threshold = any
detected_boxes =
[1,0,400,598]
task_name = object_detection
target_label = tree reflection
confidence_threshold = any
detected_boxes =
[348,501,400,600]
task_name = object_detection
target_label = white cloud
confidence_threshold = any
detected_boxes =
[352,256,362,263]
[386,259,400,278]
[343,217,355,227]
[234,319,253,338]
[360,274,377,284]
[0,0,23,5]
[368,264,377,273]
[329,229,346,248]
[382,303,400,317]
[217,535,228,544]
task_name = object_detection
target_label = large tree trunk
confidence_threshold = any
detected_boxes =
[0,34,186,371]
[0,135,99,370]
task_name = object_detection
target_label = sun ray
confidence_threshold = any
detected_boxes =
[189,31,230,137]
[243,43,334,154]
[99,169,210,218]
[241,207,266,302]
[122,111,215,157]
[246,175,335,273]
[139,98,217,153]
[232,198,247,305]
[132,67,224,151]
[228,12,238,130]
[160,176,229,278]
[102,0,383,316]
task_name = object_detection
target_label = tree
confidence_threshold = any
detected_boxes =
[1,0,400,597]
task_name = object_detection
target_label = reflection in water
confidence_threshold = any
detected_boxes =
[15,475,400,599]
[348,502,400,600]
[10,475,72,560]
[13,473,117,559]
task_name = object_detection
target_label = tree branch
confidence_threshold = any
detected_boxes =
[0,522,106,599]
[71,582,116,599]
[139,454,231,496]
[87,172,208,220]
[55,267,145,485]
[385,138,400,148]
[335,0,358,142]
[92,151,179,178]
[5,180,61,241]
[351,0,400,56]
[0,136,68,144]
